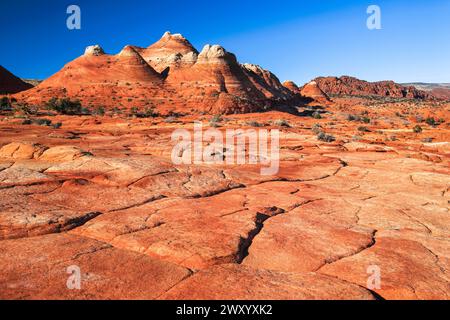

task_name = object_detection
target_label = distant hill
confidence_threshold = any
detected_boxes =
[0,65,33,94]
[21,79,42,87]
[313,76,434,100]
[402,83,450,100]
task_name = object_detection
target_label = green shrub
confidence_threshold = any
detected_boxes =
[46,98,83,115]
[312,111,322,119]
[317,132,336,142]
[425,117,436,126]
[0,97,10,110]
[413,125,423,133]
[52,122,62,129]
[247,121,263,127]
[358,126,370,132]
[93,106,105,116]
[274,119,291,128]
[312,123,322,134]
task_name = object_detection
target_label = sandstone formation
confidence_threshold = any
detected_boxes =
[299,80,331,104]
[16,32,297,115]
[0,65,33,94]
[314,76,434,100]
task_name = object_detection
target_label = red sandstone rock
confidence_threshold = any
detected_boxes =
[314,76,433,100]
[159,264,376,300]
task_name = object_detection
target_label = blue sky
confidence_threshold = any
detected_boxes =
[1,0,449,84]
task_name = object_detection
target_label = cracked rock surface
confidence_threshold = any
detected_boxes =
[0,108,449,300]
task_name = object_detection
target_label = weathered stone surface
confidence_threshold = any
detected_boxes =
[0,91,448,300]
[160,264,376,300]
[0,233,190,299]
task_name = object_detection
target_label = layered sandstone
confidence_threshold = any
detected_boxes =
[15,33,296,115]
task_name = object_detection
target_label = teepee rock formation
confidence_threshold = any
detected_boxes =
[282,80,300,94]
[0,65,33,94]
[300,81,331,104]
[16,32,300,114]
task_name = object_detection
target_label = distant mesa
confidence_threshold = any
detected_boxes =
[0,65,33,95]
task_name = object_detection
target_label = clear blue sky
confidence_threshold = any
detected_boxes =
[1,0,449,84]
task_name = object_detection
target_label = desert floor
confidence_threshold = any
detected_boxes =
[0,98,449,300]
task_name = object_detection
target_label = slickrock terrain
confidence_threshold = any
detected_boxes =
[1,30,449,301]
[0,92,448,300]
[0,65,33,94]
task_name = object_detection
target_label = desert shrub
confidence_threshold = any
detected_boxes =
[0,97,10,110]
[129,107,139,117]
[14,104,38,115]
[143,107,159,118]
[312,111,322,119]
[413,125,423,133]
[347,114,359,121]
[425,117,436,126]
[33,118,52,126]
[247,121,263,127]
[317,132,336,142]
[361,116,371,124]
[52,122,62,129]
[93,106,105,116]
[21,119,32,125]
[312,123,322,134]
[46,98,83,115]
[422,137,433,143]
[211,114,223,123]
[274,119,291,128]
[357,126,370,132]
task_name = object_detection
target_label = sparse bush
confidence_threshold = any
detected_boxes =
[274,119,291,128]
[422,137,433,143]
[211,114,223,123]
[46,98,83,115]
[312,111,322,119]
[357,126,370,132]
[413,125,423,133]
[317,132,336,142]
[361,116,371,124]
[248,121,263,127]
[52,122,62,129]
[312,123,322,134]
[14,104,37,115]
[0,97,11,110]
[93,106,105,116]
[425,117,436,126]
